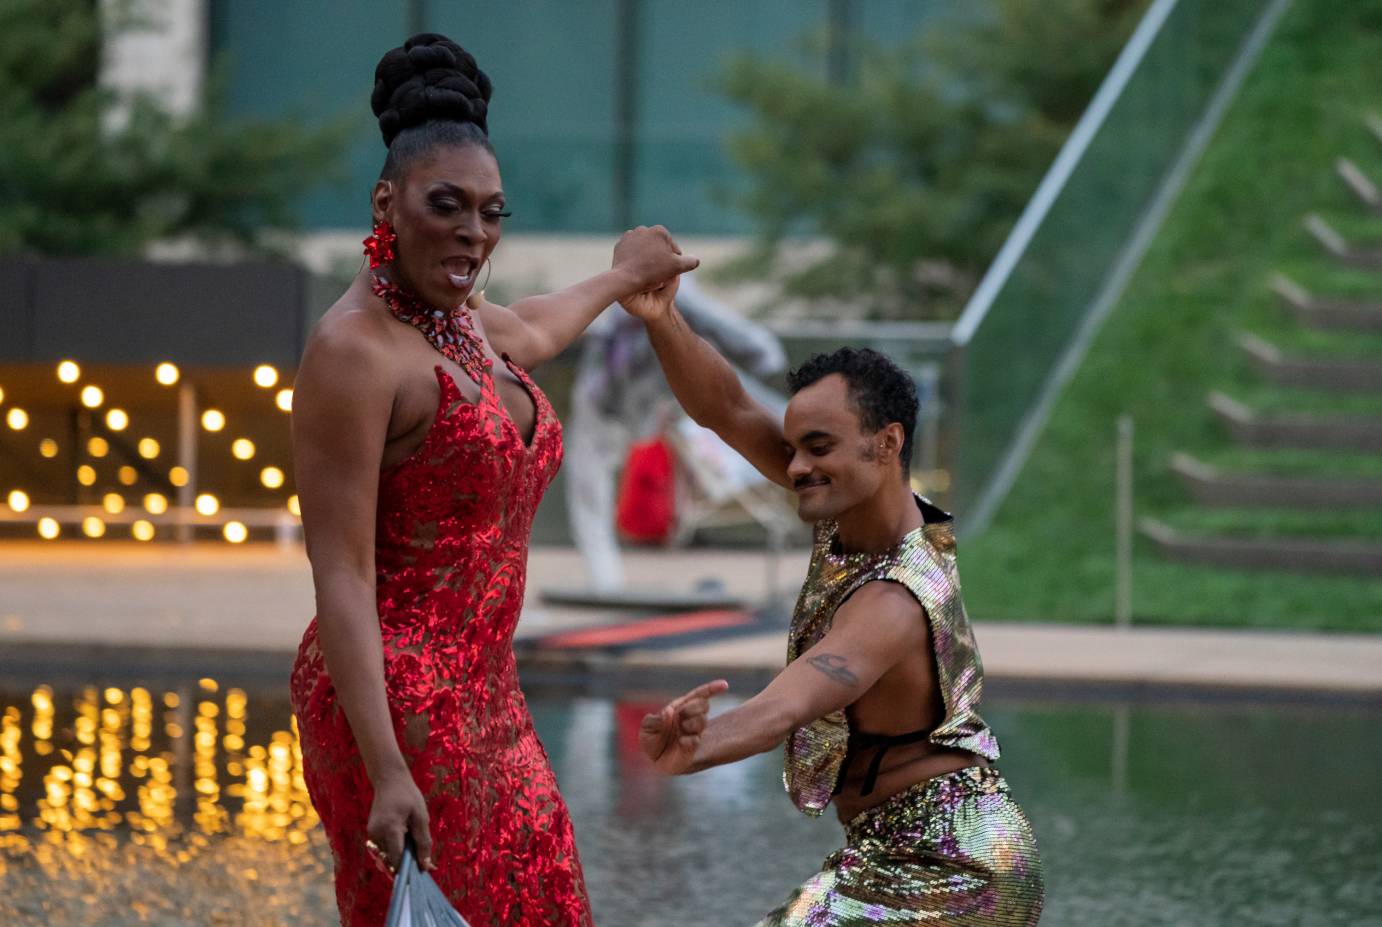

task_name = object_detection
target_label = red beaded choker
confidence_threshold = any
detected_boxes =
[371,271,489,379]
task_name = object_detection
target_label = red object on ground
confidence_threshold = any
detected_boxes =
[616,436,677,543]
[535,610,751,650]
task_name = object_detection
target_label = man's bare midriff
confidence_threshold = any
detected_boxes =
[832,743,987,822]
[829,616,986,823]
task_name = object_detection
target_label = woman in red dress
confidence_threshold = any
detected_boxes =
[287,34,695,926]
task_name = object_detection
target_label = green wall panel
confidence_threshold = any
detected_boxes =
[209,1,967,235]
[209,0,408,229]
[428,0,621,232]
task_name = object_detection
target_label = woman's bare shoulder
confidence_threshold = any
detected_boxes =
[304,291,396,370]
[297,291,402,407]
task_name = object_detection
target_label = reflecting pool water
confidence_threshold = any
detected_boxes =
[0,679,1378,926]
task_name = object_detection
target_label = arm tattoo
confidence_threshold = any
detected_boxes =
[806,653,859,688]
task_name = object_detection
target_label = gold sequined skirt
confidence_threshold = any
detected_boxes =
[756,766,1044,926]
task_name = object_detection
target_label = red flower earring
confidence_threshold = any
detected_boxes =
[363,219,397,270]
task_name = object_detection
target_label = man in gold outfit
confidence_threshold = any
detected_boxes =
[622,260,1045,925]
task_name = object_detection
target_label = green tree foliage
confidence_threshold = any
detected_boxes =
[721,0,1146,319]
[0,0,347,256]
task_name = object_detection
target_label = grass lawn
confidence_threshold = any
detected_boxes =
[961,0,1382,631]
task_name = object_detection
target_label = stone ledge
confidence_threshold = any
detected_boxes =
[1140,516,1382,576]
[1237,331,1382,393]
[8,628,1379,701]
[1304,213,1382,269]
[1209,390,1382,451]
[1335,156,1382,215]
[1271,271,1382,333]
[1171,451,1382,508]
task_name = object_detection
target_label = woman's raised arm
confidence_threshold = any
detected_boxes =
[477,225,699,370]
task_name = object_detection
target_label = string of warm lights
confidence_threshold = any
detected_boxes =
[1,359,300,543]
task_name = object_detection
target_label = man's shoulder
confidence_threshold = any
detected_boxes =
[837,578,925,624]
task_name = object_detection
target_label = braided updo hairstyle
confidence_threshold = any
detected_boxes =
[371,33,494,180]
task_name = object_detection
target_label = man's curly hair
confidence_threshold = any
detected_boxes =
[787,347,919,471]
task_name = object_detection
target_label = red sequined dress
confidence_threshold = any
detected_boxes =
[289,285,593,926]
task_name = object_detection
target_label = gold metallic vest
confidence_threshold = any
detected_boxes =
[784,495,1000,816]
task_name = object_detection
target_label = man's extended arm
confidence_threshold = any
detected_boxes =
[622,280,794,488]
[640,581,927,775]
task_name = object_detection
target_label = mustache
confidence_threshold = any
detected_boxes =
[793,476,829,490]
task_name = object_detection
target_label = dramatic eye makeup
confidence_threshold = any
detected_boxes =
[424,183,510,220]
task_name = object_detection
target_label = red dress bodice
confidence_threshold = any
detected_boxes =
[290,358,593,926]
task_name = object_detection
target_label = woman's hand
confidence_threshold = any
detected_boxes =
[366,768,434,874]
[612,225,699,296]
[639,679,729,775]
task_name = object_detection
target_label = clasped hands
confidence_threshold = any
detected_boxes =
[611,225,699,321]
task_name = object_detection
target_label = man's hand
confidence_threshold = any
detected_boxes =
[639,679,729,774]
[611,225,699,299]
[619,274,680,323]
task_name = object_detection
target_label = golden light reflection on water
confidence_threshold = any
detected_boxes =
[0,681,320,874]
[0,682,337,924]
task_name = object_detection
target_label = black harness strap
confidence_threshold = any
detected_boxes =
[832,728,933,797]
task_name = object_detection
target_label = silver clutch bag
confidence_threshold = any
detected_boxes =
[384,836,471,927]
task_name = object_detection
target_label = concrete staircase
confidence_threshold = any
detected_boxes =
[1143,115,1382,576]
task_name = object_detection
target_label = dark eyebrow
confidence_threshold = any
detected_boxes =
[430,181,505,202]
[797,430,836,445]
